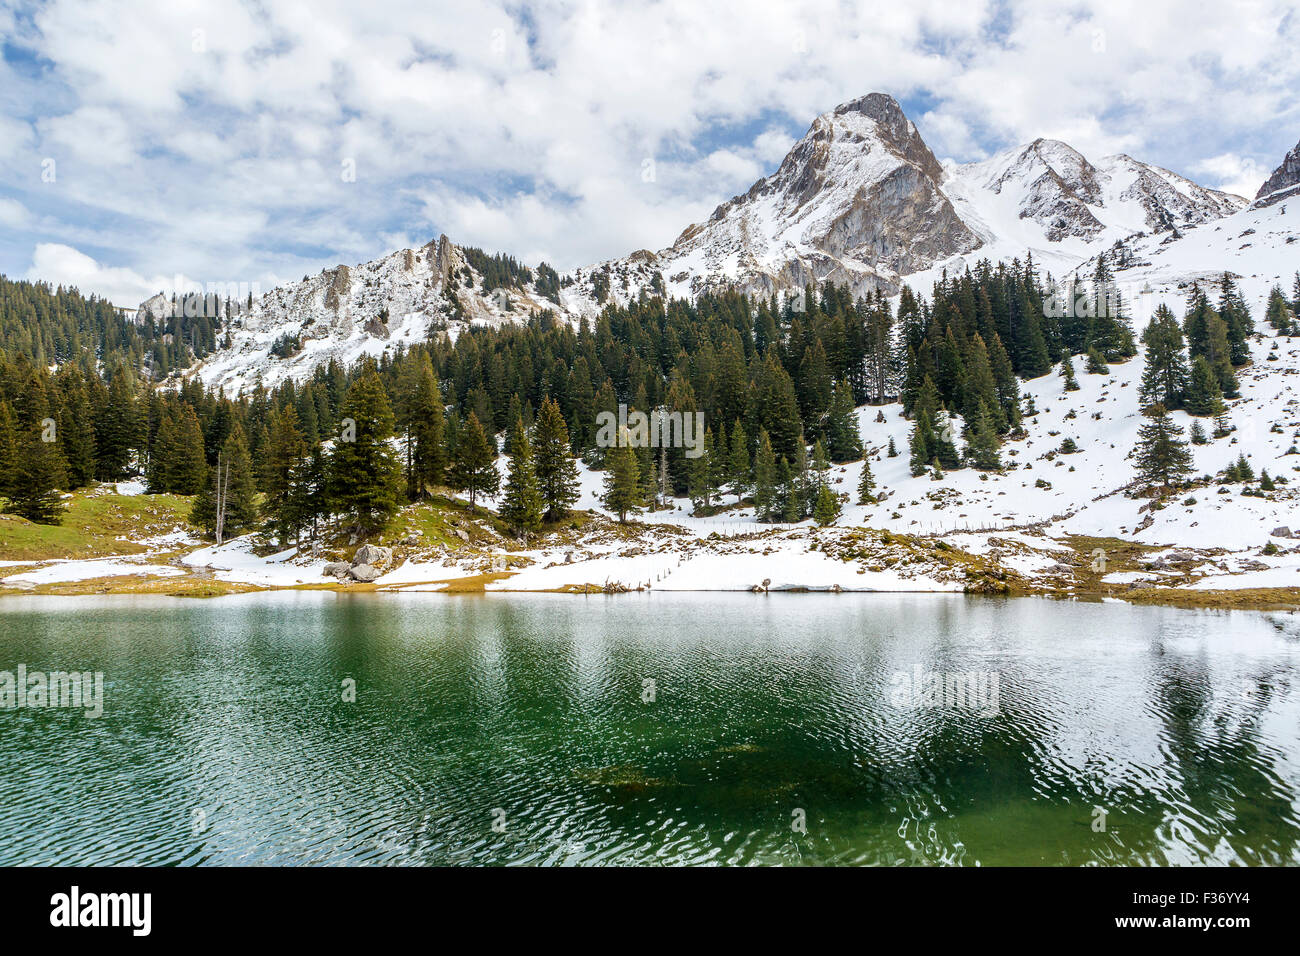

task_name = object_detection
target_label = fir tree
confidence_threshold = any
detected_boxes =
[728,421,750,503]
[1133,404,1194,488]
[5,428,65,524]
[1184,355,1224,416]
[499,414,543,537]
[328,363,404,533]
[192,422,258,540]
[532,397,580,521]
[0,400,18,500]
[965,402,1002,471]
[1060,353,1080,391]
[825,380,863,462]
[753,429,776,520]
[409,352,446,496]
[602,432,642,522]
[1140,305,1191,410]
[1085,347,1108,374]
[687,426,718,509]
[856,457,876,504]
[449,411,499,508]
[812,483,840,526]
[261,406,309,545]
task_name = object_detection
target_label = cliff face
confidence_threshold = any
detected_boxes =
[1255,139,1300,204]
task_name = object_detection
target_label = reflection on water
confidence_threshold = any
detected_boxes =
[0,592,1297,865]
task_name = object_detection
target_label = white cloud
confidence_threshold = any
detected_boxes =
[1193,153,1269,200]
[24,243,186,306]
[0,198,30,228]
[1,0,1298,304]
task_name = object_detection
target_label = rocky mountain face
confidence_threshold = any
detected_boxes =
[177,92,1260,393]
[1255,138,1300,205]
[190,234,566,392]
[642,93,982,301]
[949,139,1245,243]
[583,94,1245,307]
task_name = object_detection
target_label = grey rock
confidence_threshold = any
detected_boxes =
[353,544,392,568]
[1256,139,1300,202]
[349,564,381,583]
[1271,526,1292,539]
[323,562,351,578]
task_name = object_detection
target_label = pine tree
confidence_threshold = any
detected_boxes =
[909,409,935,477]
[1259,469,1276,491]
[1139,305,1190,410]
[532,397,580,521]
[328,362,403,533]
[779,457,801,522]
[261,406,309,545]
[1235,453,1255,482]
[175,405,207,494]
[1266,286,1294,335]
[409,352,446,496]
[0,400,18,500]
[825,380,863,462]
[499,414,543,537]
[1184,355,1224,416]
[753,429,776,520]
[5,428,66,524]
[812,483,840,526]
[449,411,499,508]
[856,456,876,504]
[192,423,258,540]
[602,432,642,522]
[686,426,718,510]
[1133,403,1194,488]
[1060,353,1080,391]
[965,402,1002,471]
[1085,347,1108,374]
[1189,420,1208,445]
[811,437,831,492]
[726,421,749,503]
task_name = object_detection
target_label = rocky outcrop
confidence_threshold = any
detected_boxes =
[322,544,394,583]
[1255,139,1300,204]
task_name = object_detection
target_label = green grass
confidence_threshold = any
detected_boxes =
[0,487,196,561]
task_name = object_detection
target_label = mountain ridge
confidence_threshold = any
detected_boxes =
[171,92,1277,393]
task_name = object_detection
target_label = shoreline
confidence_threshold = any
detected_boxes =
[3,570,1297,612]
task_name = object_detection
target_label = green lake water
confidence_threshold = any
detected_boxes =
[1,592,1297,865]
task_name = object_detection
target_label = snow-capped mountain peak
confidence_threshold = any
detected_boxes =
[173,92,1281,395]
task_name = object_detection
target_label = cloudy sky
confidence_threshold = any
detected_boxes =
[1,0,1297,305]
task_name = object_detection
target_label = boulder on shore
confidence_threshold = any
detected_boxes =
[323,562,351,579]
[352,544,392,568]
[349,564,381,583]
